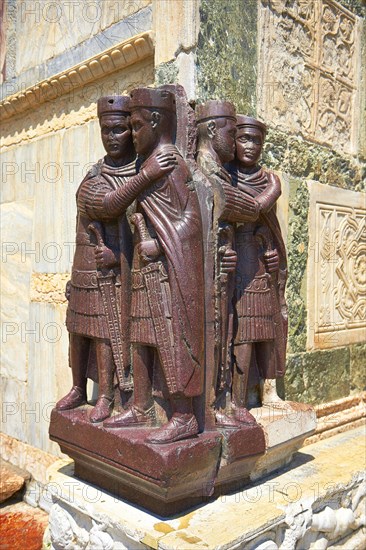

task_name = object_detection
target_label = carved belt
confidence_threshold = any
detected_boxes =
[71,270,120,288]
[131,263,168,290]
[244,274,270,292]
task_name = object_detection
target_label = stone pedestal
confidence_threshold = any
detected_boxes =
[49,402,316,515]
[46,427,365,550]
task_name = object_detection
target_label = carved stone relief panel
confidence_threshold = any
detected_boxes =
[258,0,359,154]
[307,181,365,350]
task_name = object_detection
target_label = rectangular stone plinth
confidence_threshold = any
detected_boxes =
[50,401,316,515]
[49,407,222,515]
[46,427,365,549]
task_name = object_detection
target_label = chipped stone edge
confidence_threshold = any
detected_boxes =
[0,31,154,121]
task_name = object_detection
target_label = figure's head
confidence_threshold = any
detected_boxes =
[235,115,267,167]
[128,87,176,157]
[196,100,236,164]
[97,96,133,161]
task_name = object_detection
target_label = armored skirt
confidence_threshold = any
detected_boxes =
[234,223,275,344]
[66,158,135,341]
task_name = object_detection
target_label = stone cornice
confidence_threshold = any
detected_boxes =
[0,31,154,122]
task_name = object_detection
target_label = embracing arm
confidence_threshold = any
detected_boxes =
[80,152,177,221]
[77,171,151,222]
[218,171,281,222]
[218,180,259,223]
[256,171,281,213]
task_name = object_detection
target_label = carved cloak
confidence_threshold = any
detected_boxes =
[138,145,205,397]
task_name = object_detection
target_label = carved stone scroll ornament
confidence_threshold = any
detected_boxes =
[258,0,358,153]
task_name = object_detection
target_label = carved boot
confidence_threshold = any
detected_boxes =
[103,405,155,428]
[215,407,256,427]
[89,395,114,423]
[56,386,87,410]
[146,413,199,444]
[215,410,240,427]
[232,406,257,424]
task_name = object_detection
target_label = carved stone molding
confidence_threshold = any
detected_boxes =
[258,0,360,154]
[307,181,365,350]
[0,31,154,122]
[306,393,366,445]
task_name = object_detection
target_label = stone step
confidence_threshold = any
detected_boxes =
[0,458,31,503]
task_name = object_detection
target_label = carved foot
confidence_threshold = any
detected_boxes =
[103,405,154,428]
[89,395,114,423]
[216,408,257,427]
[261,379,290,409]
[215,411,240,427]
[56,386,87,410]
[146,413,199,445]
[233,407,257,424]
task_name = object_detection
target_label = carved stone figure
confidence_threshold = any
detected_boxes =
[103,87,205,444]
[56,96,136,423]
[50,88,316,516]
[195,101,260,426]
[194,100,238,373]
[226,115,288,407]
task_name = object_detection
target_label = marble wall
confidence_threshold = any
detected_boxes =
[1,2,154,454]
[14,0,151,74]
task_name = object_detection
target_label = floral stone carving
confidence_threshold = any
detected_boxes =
[258,0,359,153]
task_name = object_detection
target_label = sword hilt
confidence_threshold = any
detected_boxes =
[88,221,105,247]
[131,213,150,242]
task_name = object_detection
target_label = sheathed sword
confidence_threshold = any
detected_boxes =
[88,221,133,391]
[130,213,177,394]
[216,224,234,395]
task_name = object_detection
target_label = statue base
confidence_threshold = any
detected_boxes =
[45,427,365,549]
[49,402,315,515]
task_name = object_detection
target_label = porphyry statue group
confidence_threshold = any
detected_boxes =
[56,85,288,445]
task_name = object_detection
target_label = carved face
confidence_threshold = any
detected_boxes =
[212,118,236,164]
[100,115,132,160]
[131,109,160,157]
[235,127,263,167]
